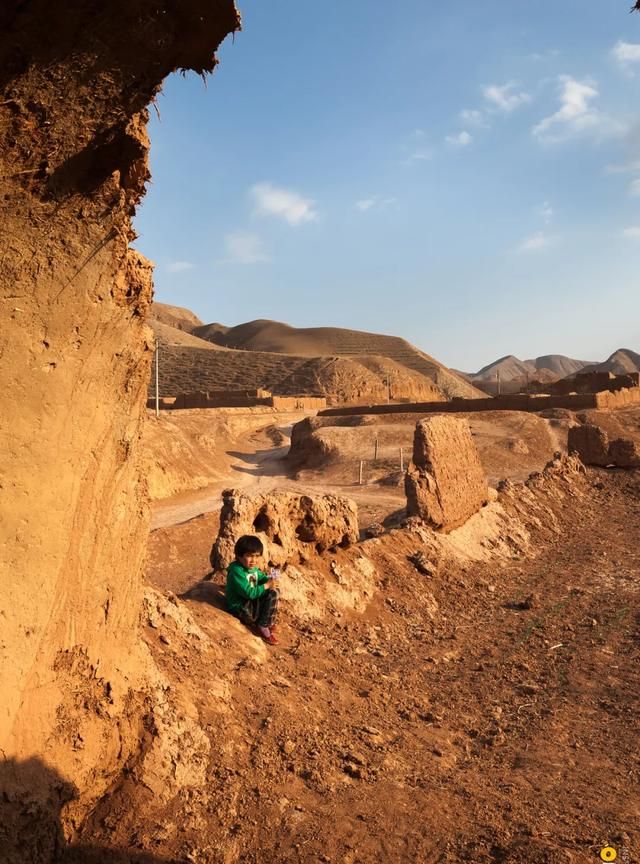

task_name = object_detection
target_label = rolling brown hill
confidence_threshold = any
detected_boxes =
[193,318,483,399]
[151,301,204,333]
[150,319,229,351]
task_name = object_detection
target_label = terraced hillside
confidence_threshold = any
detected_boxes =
[151,342,445,405]
[193,318,483,399]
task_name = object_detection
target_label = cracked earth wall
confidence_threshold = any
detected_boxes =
[0,0,239,842]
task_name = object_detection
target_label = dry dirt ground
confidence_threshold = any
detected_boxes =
[70,408,640,864]
[147,407,576,533]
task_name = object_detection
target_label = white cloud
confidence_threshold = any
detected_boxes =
[612,41,640,67]
[224,231,268,264]
[533,75,622,142]
[606,158,640,175]
[527,49,560,62]
[483,82,531,112]
[622,226,640,240]
[628,179,640,197]
[516,232,556,253]
[355,196,397,212]
[407,147,434,162]
[460,108,486,127]
[167,260,194,273]
[536,201,554,223]
[356,198,376,212]
[445,130,472,148]
[251,182,317,226]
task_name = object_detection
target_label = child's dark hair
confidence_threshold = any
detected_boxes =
[234,534,264,558]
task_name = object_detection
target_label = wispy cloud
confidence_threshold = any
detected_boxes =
[251,182,317,226]
[223,231,268,264]
[167,260,194,273]
[612,41,640,69]
[527,49,560,62]
[606,158,640,175]
[445,130,472,148]
[355,196,397,212]
[460,108,486,127]
[536,201,554,224]
[533,75,623,142]
[516,232,556,253]
[483,82,531,112]
[406,147,434,163]
[622,226,640,240]
[356,198,376,212]
[629,179,640,197]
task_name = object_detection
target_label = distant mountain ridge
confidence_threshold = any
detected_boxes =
[471,354,593,382]
[578,348,640,376]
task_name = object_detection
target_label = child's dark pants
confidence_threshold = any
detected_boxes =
[237,588,279,629]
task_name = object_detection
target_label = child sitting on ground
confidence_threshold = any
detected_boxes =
[225,534,280,646]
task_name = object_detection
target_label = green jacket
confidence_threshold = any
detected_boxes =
[225,560,269,614]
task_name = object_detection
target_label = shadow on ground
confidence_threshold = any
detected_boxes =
[180,579,226,610]
[0,757,185,864]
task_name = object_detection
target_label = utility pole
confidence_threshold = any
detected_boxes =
[400,447,404,473]
[154,342,160,418]
[496,370,501,397]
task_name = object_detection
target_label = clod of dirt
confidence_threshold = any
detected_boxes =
[408,551,435,577]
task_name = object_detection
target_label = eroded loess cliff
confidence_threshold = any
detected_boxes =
[0,1,239,858]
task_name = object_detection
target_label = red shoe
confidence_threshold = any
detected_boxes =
[258,626,278,645]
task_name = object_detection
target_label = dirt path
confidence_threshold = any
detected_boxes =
[151,421,406,531]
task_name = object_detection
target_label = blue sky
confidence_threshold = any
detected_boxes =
[135,0,640,372]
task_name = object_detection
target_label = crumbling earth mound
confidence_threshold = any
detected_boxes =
[210,488,359,572]
[0,1,239,859]
[568,408,640,468]
[405,416,489,531]
[288,410,560,487]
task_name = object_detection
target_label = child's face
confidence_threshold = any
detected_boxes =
[239,551,261,570]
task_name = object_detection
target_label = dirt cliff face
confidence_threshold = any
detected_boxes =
[0,0,239,850]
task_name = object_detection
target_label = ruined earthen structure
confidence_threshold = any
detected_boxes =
[568,424,640,468]
[0,1,239,857]
[319,385,640,418]
[405,416,489,531]
[211,489,360,572]
[147,390,327,410]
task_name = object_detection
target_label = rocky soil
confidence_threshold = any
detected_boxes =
[64,456,640,864]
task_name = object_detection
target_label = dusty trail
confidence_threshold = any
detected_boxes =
[150,421,405,531]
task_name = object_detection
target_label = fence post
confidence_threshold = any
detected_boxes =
[359,460,364,485]
[400,446,404,473]
[374,437,378,461]
[154,343,160,418]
